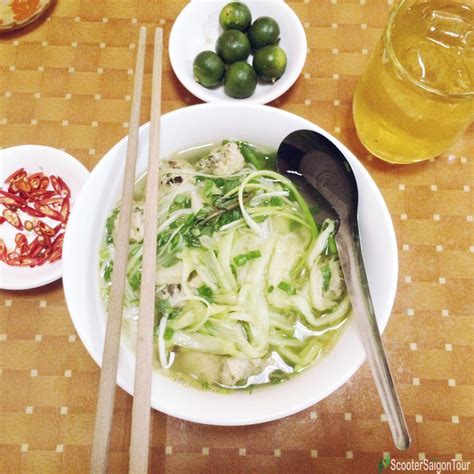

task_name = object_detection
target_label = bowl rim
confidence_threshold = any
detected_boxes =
[168,0,307,104]
[63,103,398,425]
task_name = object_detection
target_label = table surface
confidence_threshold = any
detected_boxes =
[1,1,473,473]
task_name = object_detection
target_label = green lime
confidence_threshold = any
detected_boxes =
[224,61,257,98]
[193,51,225,88]
[219,2,252,31]
[216,30,251,64]
[248,16,280,49]
[253,45,287,82]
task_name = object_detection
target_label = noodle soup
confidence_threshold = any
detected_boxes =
[99,141,351,391]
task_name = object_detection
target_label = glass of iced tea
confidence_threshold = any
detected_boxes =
[353,0,474,164]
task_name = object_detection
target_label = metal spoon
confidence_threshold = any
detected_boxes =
[277,129,411,451]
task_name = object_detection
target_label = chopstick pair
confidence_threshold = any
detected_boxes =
[91,26,163,474]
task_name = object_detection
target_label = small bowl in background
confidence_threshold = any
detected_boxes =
[169,0,307,104]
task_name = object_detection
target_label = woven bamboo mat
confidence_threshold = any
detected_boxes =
[1,1,473,473]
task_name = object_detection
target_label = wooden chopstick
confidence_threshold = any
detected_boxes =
[90,26,148,474]
[129,27,163,473]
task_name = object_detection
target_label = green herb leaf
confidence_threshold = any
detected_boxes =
[155,298,179,322]
[163,327,175,341]
[103,261,113,282]
[204,179,222,198]
[278,281,297,295]
[326,235,337,255]
[269,370,289,384]
[198,285,214,303]
[322,264,332,292]
[129,271,141,290]
[238,142,262,169]
[269,196,284,206]
[105,207,119,244]
[233,250,262,267]
[169,193,191,213]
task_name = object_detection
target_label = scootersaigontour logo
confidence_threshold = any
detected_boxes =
[378,454,471,474]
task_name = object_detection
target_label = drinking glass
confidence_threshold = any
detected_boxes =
[353,0,474,164]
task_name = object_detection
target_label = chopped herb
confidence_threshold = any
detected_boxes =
[289,219,301,231]
[129,271,141,290]
[278,281,297,295]
[204,179,222,198]
[326,235,337,255]
[269,196,284,206]
[169,193,191,213]
[269,370,290,384]
[233,250,262,267]
[105,207,119,244]
[238,142,262,169]
[237,142,277,170]
[103,261,113,282]
[216,208,242,228]
[322,264,332,292]
[198,285,214,303]
[268,285,274,294]
[156,298,179,320]
[309,204,320,214]
[163,327,175,341]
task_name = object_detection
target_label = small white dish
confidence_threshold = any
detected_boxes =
[169,0,307,104]
[0,145,89,290]
[63,104,398,426]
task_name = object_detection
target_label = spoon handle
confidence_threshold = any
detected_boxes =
[336,225,411,451]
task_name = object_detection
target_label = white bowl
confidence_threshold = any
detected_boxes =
[63,104,398,426]
[169,0,307,104]
[0,145,89,290]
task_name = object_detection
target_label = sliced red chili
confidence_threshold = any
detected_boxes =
[8,182,18,193]
[28,190,56,201]
[0,239,6,261]
[49,249,62,263]
[28,172,44,190]
[34,220,57,236]
[15,233,28,256]
[33,203,61,221]
[2,169,70,267]
[15,178,32,193]
[22,205,45,218]
[22,257,45,267]
[28,237,43,258]
[0,190,26,206]
[52,231,64,244]
[0,197,21,208]
[39,176,50,190]
[39,196,63,207]
[5,168,26,183]
[59,197,70,223]
[3,209,23,230]
[50,176,61,195]
[57,176,71,197]
[6,251,20,260]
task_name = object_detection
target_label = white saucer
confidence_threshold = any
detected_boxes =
[0,145,89,290]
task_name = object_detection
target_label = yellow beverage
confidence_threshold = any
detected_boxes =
[353,0,474,164]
